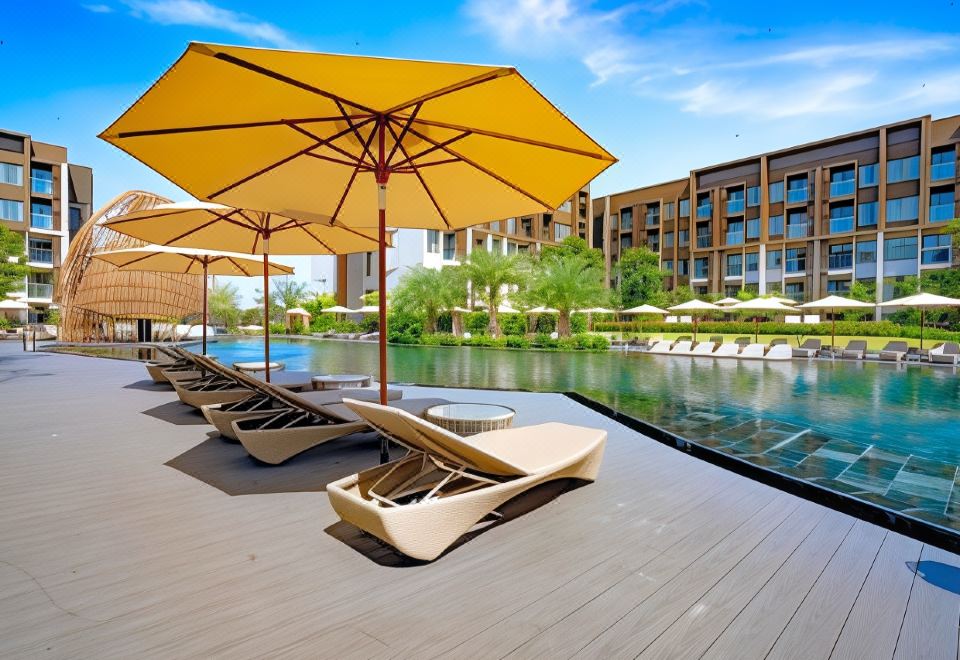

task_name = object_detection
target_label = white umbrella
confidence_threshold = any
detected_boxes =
[286,307,312,317]
[0,299,29,310]
[356,305,382,314]
[321,305,356,314]
[729,298,797,342]
[715,297,741,305]
[668,299,721,341]
[526,306,559,314]
[799,295,875,349]
[621,304,669,315]
[451,306,474,314]
[574,307,616,314]
[762,295,797,305]
[497,304,520,315]
[879,292,960,349]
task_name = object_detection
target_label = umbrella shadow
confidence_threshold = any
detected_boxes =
[142,401,209,425]
[326,478,589,566]
[906,560,960,595]
[124,379,172,392]
[164,431,382,496]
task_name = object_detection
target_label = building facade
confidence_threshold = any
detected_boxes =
[593,113,960,303]
[311,187,591,304]
[0,129,93,322]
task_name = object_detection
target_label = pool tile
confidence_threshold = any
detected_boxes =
[886,456,956,503]
[811,439,868,465]
[836,448,910,494]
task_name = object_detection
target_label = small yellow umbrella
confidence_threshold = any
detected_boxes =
[92,245,293,355]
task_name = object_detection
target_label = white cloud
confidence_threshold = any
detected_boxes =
[83,3,113,12]
[124,0,305,49]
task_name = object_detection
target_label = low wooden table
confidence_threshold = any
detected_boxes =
[233,361,284,373]
[425,403,516,435]
[311,374,372,390]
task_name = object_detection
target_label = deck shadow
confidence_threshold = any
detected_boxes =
[907,560,960,595]
[142,401,209,425]
[326,478,588,566]
[164,431,382,496]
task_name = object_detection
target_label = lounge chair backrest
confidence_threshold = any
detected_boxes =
[883,341,908,352]
[343,399,530,477]
[770,338,788,346]
[800,338,821,349]
[709,336,723,344]
[944,342,959,355]
[676,335,692,342]
[735,337,751,346]
[845,340,866,351]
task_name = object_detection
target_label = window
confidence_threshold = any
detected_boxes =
[828,243,853,270]
[443,233,456,260]
[827,279,851,294]
[856,240,877,264]
[554,223,571,241]
[725,284,742,297]
[768,214,784,236]
[785,247,806,273]
[679,198,690,217]
[557,200,572,213]
[726,219,744,245]
[365,251,373,276]
[726,188,745,215]
[747,186,760,207]
[931,147,956,181]
[768,181,784,203]
[858,201,878,227]
[830,166,856,197]
[678,229,689,246]
[506,218,517,234]
[30,166,53,194]
[28,238,53,264]
[746,218,760,240]
[0,132,25,153]
[663,231,674,248]
[886,195,919,223]
[489,221,501,233]
[694,257,709,279]
[491,237,502,253]
[620,207,633,231]
[507,241,517,255]
[30,201,52,229]
[884,236,918,261]
[767,249,782,269]
[0,198,23,222]
[609,213,618,230]
[0,162,22,186]
[786,176,808,203]
[785,282,804,302]
[921,234,951,265]
[664,202,675,220]
[663,259,674,272]
[726,253,743,277]
[676,260,689,276]
[930,189,955,223]
[521,217,532,237]
[829,202,854,234]
[648,234,660,252]
[745,252,759,272]
[696,222,711,248]
[27,272,53,299]
[696,194,712,218]
[887,155,920,183]
[69,206,84,235]
[620,234,632,250]
[786,209,809,239]
[646,203,660,226]
[426,230,440,254]
[541,215,551,241]
[859,163,879,188]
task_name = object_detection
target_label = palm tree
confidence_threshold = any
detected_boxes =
[392,265,466,334]
[208,281,241,329]
[254,276,310,322]
[526,254,606,336]
[460,249,528,336]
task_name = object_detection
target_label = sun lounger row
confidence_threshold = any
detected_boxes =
[647,337,792,360]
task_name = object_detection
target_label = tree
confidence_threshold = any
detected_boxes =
[540,235,604,271]
[0,225,28,298]
[460,249,528,336]
[208,282,241,329]
[254,277,309,322]
[948,218,960,252]
[615,247,665,308]
[391,265,466,334]
[527,254,606,336]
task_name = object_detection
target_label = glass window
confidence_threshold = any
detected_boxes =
[884,236,918,261]
[786,176,808,203]
[921,234,951,264]
[785,282,804,302]
[554,223,571,241]
[887,155,920,183]
[28,237,53,264]
[859,163,879,187]
[694,257,709,279]
[828,243,853,269]
[663,259,674,272]
[886,195,919,223]
[663,231,674,248]
[767,249,782,269]
[443,233,457,260]
[506,241,517,255]
[646,203,660,226]
[858,201,878,227]
[678,229,689,246]
[365,252,373,276]
[69,206,84,235]
[679,198,690,217]
[768,214,784,236]
[746,218,760,240]
[677,260,689,276]
[426,229,440,254]
[664,202,675,220]
[648,234,660,252]
[785,247,806,273]
[0,162,22,186]
[620,207,633,231]
[30,201,53,229]
[930,189,955,223]
[696,222,711,248]
[726,253,743,277]
[931,147,956,181]
[620,235,633,250]
[768,181,784,203]
[696,194,712,218]
[506,217,516,234]
[726,219,744,245]
[856,240,877,264]
[830,166,856,197]
[827,279,851,294]
[0,198,23,222]
[747,186,760,207]
[30,166,53,194]
[786,209,809,239]
[726,188,745,215]
[829,202,854,234]
[745,252,759,272]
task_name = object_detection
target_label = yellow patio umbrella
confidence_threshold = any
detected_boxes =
[101,201,381,381]
[99,42,616,419]
[92,245,293,355]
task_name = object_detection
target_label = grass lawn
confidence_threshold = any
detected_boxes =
[601,332,935,351]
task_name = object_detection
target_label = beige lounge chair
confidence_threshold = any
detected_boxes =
[327,399,607,561]
[878,341,909,362]
[764,344,792,360]
[841,340,867,360]
[792,338,821,358]
[146,346,202,383]
[172,355,326,408]
[930,342,960,365]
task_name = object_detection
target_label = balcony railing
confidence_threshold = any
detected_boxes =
[694,269,709,279]
[27,283,53,298]
[696,204,712,218]
[725,230,744,245]
[829,216,854,234]
[29,248,53,264]
[786,187,808,204]
[726,199,745,215]
[931,162,955,181]
[930,203,955,222]
[31,177,54,195]
[30,213,53,230]
[785,261,806,274]
[786,222,810,239]
[645,213,659,226]
[696,234,712,248]
[828,254,853,270]
[829,180,855,197]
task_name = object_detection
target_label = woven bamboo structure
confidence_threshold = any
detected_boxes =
[56,190,205,342]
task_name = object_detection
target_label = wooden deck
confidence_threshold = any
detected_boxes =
[1,345,958,659]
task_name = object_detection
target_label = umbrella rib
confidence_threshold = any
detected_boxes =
[402,123,555,210]
[287,123,370,168]
[386,121,451,229]
[162,216,223,246]
[389,131,471,168]
[384,103,422,167]
[227,256,253,277]
[111,116,359,139]
[296,223,336,254]
[392,157,460,171]
[331,120,380,222]
[335,99,379,170]
[305,152,371,169]
[383,68,513,115]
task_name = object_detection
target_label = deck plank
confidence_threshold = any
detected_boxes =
[894,544,960,660]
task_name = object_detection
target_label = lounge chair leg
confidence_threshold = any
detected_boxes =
[380,436,390,464]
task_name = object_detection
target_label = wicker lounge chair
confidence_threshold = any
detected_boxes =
[146,346,204,383]
[327,398,607,561]
[172,355,326,408]
[929,342,960,365]
[792,338,821,358]
[878,341,909,362]
[841,340,867,360]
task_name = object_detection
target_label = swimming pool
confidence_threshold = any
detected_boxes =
[202,337,960,532]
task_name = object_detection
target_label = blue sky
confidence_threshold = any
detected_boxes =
[3,0,960,302]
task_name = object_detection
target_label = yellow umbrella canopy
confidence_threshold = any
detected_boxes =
[92,245,293,354]
[99,43,617,431]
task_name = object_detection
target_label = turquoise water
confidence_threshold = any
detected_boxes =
[203,337,960,529]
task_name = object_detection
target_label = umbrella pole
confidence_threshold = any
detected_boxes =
[831,309,836,356]
[377,119,390,465]
[755,317,759,343]
[202,260,208,356]
[920,308,925,350]
[262,241,271,384]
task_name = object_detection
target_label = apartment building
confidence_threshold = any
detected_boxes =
[312,187,591,304]
[594,113,960,303]
[0,129,93,322]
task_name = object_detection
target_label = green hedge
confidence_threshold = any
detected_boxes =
[393,332,609,351]
[594,319,960,342]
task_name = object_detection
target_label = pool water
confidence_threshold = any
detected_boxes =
[202,337,960,532]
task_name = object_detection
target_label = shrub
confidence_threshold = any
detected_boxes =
[533,314,556,333]
[420,333,463,346]
[534,333,558,349]
[504,335,531,349]
[464,311,490,334]
[467,335,508,348]
[268,322,285,335]
[592,319,960,342]
[0,317,11,330]
[499,313,527,336]
[571,314,587,333]
[288,320,306,335]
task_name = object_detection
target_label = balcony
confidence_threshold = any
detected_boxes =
[30,213,53,230]
[696,234,712,249]
[725,230,744,246]
[27,283,53,299]
[829,216,854,234]
[931,162,955,181]
[696,204,712,219]
[645,212,659,227]
[29,248,53,264]
[828,254,853,270]
[829,180,855,197]
[785,222,810,239]
[930,203,955,222]
[786,187,808,204]
[31,177,54,195]
[785,262,806,275]
[726,199,745,215]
